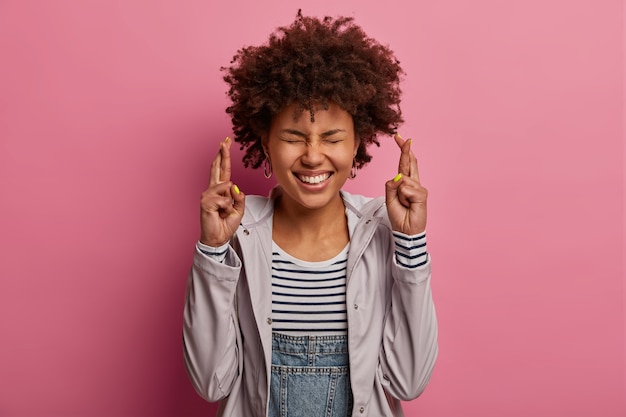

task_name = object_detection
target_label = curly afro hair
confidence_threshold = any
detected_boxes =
[222,10,404,169]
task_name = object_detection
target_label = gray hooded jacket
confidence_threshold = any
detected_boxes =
[183,187,438,416]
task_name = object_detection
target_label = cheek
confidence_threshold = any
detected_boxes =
[270,148,300,171]
[273,148,298,163]
[335,149,357,170]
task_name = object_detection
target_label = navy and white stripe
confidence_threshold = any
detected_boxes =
[393,231,429,268]
[271,243,349,336]
[196,230,428,336]
[197,241,229,263]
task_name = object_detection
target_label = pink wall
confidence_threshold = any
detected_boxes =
[0,1,623,416]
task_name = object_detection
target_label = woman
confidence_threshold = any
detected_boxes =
[183,11,438,417]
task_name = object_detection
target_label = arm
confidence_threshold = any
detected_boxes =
[183,245,242,401]
[379,133,438,400]
[377,233,438,400]
[183,137,246,401]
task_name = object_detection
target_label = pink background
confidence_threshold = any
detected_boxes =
[0,1,624,416]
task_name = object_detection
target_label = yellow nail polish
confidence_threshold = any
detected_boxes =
[393,173,402,182]
[233,184,240,194]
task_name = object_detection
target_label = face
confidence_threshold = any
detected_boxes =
[263,102,359,212]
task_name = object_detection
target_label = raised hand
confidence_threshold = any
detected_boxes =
[200,137,245,247]
[385,134,428,235]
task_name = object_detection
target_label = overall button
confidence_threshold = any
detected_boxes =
[354,304,359,310]
[267,317,272,325]
[359,406,365,413]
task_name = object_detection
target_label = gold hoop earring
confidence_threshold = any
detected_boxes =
[263,157,272,179]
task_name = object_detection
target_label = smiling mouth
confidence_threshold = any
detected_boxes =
[296,173,332,184]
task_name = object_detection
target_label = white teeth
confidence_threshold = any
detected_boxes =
[298,173,330,184]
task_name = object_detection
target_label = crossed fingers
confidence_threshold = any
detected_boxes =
[210,137,232,186]
[394,133,420,183]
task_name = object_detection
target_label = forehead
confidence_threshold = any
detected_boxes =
[271,102,354,131]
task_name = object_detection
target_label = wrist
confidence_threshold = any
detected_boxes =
[200,233,230,248]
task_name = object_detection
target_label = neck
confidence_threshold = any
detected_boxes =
[274,193,346,238]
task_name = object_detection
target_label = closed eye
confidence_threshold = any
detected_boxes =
[281,138,305,144]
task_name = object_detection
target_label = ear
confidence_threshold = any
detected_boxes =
[260,133,270,156]
[353,137,361,158]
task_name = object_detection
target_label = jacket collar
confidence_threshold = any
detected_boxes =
[240,185,386,233]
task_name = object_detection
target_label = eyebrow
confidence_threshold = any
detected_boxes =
[281,129,346,138]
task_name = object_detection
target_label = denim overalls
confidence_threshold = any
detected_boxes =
[269,332,354,417]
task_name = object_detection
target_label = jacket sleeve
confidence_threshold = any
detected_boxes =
[182,244,243,402]
[377,250,438,401]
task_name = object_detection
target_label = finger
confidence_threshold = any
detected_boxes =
[209,143,223,186]
[397,179,428,205]
[398,134,421,182]
[395,134,411,176]
[387,176,416,208]
[393,132,409,148]
[409,148,421,183]
[202,194,235,214]
[202,181,233,199]
[220,137,232,183]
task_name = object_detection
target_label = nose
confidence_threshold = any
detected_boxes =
[300,142,324,167]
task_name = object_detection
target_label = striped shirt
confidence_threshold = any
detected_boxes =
[197,231,428,336]
[270,242,349,335]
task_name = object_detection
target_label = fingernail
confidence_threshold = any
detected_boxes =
[225,136,230,143]
[397,133,403,140]
[233,184,240,194]
[409,139,412,147]
[393,173,402,182]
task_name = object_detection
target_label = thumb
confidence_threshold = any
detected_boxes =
[385,173,403,202]
[231,184,246,217]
